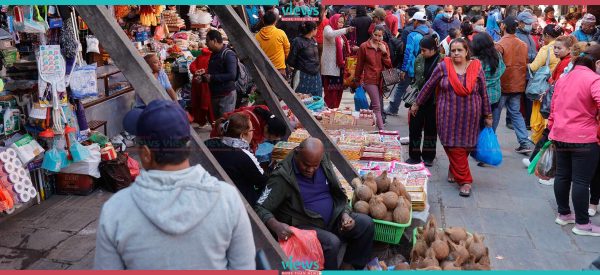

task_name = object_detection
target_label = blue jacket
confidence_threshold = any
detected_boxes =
[401,25,432,78]
[486,9,503,42]
[573,30,593,42]
[515,29,537,63]
[432,17,460,41]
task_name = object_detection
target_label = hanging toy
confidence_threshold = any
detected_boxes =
[37,45,67,134]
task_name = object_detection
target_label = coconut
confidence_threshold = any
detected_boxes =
[412,238,428,259]
[418,248,439,269]
[467,234,486,262]
[392,198,410,224]
[449,240,469,266]
[430,230,450,261]
[351,177,362,188]
[441,261,461,270]
[364,173,378,193]
[353,200,370,215]
[368,195,387,220]
[424,215,438,245]
[383,210,393,222]
[382,191,399,210]
[375,171,391,193]
[445,227,468,243]
[355,184,373,202]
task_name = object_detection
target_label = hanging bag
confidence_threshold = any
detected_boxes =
[525,47,552,101]
[69,63,98,99]
[540,84,555,119]
[535,142,557,180]
[354,85,369,111]
[528,140,552,175]
[472,127,503,166]
[279,227,325,271]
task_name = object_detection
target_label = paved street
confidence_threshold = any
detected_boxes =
[0,94,598,270]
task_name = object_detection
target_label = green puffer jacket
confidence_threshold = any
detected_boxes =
[413,53,444,91]
[254,151,351,230]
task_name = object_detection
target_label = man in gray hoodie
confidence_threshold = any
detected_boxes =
[94,99,255,270]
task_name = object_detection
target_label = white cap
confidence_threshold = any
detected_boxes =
[411,11,427,22]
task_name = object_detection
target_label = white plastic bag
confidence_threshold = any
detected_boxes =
[69,64,98,99]
[10,134,45,165]
[60,143,101,178]
[86,36,100,54]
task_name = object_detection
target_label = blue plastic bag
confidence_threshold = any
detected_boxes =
[306,96,325,112]
[354,86,369,111]
[473,127,502,166]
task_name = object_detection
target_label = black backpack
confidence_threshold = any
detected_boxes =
[382,26,404,68]
[221,48,254,95]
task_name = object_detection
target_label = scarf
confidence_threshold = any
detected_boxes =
[329,14,348,68]
[221,137,250,151]
[444,57,481,97]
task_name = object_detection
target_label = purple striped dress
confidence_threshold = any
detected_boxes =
[415,61,492,148]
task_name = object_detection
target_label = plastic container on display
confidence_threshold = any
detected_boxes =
[373,208,413,245]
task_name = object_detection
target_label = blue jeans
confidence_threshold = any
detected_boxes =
[386,77,413,114]
[494,93,533,147]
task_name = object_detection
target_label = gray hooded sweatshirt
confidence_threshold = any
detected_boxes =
[93,165,256,270]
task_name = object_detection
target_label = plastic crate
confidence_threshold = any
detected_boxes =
[350,199,412,245]
[373,208,413,245]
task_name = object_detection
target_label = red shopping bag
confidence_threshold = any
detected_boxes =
[124,153,140,181]
[279,227,325,271]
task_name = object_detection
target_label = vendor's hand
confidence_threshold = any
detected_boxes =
[340,213,355,232]
[410,104,419,117]
[485,116,493,128]
[399,71,406,81]
[268,219,294,241]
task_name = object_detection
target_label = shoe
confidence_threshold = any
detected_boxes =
[506,123,514,130]
[538,178,554,186]
[405,158,421,164]
[515,145,533,154]
[423,160,434,167]
[522,158,531,169]
[572,223,600,237]
[589,205,598,217]
[555,213,576,226]
[399,136,410,145]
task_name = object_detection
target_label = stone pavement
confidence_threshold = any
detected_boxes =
[0,95,598,270]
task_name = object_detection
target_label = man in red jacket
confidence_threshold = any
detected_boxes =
[384,6,399,37]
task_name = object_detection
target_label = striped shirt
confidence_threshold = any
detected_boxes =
[481,54,505,105]
[415,61,492,147]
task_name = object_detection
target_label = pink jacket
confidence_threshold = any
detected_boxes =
[549,65,600,144]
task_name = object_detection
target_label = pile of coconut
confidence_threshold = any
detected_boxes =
[352,171,411,224]
[410,215,491,270]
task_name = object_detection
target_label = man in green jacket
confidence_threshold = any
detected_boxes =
[255,138,374,270]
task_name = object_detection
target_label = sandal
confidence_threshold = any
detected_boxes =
[459,184,472,197]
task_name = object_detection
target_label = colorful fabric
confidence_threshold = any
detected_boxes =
[444,58,482,97]
[296,71,323,97]
[482,53,506,104]
[415,61,492,147]
[444,147,473,184]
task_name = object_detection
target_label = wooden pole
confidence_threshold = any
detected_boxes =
[211,5,359,184]
[77,5,287,269]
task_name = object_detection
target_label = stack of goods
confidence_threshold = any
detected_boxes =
[287,129,310,143]
[0,148,37,214]
[272,141,299,161]
[162,10,186,32]
[356,109,375,127]
[352,172,412,244]
[188,6,213,29]
[333,168,354,201]
[394,163,429,211]
[338,144,362,161]
[410,215,491,270]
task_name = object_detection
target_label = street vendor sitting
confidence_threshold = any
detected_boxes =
[255,138,374,270]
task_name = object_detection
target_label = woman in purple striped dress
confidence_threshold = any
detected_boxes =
[410,38,493,197]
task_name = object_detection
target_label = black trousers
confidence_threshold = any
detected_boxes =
[300,213,374,270]
[408,101,437,162]
[591,161,600,205]
[554,142,600,224]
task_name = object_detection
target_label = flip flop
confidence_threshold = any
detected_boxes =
[459,184,472,197]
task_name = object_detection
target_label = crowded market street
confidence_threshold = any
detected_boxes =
[0,94,598,270]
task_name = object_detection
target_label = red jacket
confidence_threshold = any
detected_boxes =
[355,40,392,85]
[385,11,399,37]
